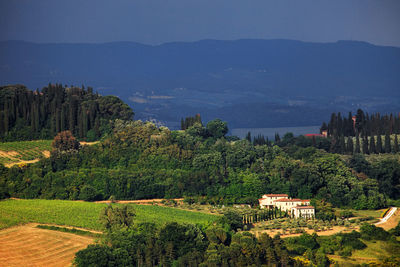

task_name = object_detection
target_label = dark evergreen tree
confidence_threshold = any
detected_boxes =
[362,136,369,154]
[355,135,361,154]
[246,132,251,143]
[376,134,383,154]
[369,136,376,154]
[384,132,391,153]
[339,135,346,154]
[274,133,280,143]
[347,137,354,154]
[394,135,399,153]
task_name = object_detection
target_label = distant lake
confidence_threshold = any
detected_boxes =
[231,126,321,139]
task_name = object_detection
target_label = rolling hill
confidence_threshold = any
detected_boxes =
[1,39,399,128]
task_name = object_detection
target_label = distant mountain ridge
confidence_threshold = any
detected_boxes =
[1,39,399,129]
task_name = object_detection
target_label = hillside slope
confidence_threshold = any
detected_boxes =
[1,39,399,128]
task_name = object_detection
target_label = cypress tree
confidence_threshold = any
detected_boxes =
[275,133,280,143]
[0,111,3,134]
[355,135,361,154]
[347,137,354,154]
[246,131,252,143]
[362,136,369,154]
[180,118,185,130]
[369,136,376,154]
[394,135,399,153]
[60,106,66,131]
[337,113,343,136]
[376,135,383,153]
[340,135,346,154]
[384,132,391,153]
[4,101,9,133]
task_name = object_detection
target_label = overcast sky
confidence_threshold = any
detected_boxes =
[1,0,399,46]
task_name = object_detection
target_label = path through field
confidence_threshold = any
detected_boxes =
[375,207,400,230]
[0,223,94,267]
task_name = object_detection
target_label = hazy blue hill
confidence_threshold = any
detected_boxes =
[1,39,399,128]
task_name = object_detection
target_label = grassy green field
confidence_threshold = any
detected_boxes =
[329,240,391,266]
[0,140,52,165]
[0,199,219,231]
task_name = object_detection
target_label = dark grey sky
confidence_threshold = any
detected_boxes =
[1,0,399,46]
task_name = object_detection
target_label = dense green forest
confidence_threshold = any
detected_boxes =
[1,117,399,210]
[0,84,133,141]
[0,87,399,210]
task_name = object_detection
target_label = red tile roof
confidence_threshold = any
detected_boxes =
[304,134,325,137]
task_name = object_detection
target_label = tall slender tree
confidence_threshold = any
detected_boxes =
[355,135,361,154]
[376,134,383,153]
[369,136,376,154]
[347,137,354,154]
[384,132,391,153]
[394,135,399,153]
[362,136,369,154]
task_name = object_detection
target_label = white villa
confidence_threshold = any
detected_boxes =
[258,193,315,219]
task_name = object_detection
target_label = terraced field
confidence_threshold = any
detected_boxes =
[0,140,52,167]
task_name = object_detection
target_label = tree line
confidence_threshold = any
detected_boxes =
[2,117,399,209]
[0,84,133,141]
[321,109,400,137]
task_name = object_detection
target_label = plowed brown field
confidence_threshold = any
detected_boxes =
[0,224,94,267]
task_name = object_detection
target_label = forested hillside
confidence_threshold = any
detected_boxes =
[0,84,133,141]
[1,117,399,211]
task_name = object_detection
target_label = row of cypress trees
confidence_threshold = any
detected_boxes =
[0,84,133,141]
[331,134,400,154]
[322,109,400,137]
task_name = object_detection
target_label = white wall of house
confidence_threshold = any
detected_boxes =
[273,200,310,212]
[291,207,315,219]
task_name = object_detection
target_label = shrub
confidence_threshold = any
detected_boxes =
[338,246,353,257]
[74,244,113,267]
[360,224,390,241]
[79,185,99,201]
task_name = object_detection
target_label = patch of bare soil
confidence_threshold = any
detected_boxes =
[0,223,94,267]
[42,150,50,158]
[377,208,400,230]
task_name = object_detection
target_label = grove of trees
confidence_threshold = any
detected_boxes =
[0,84,133,141]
